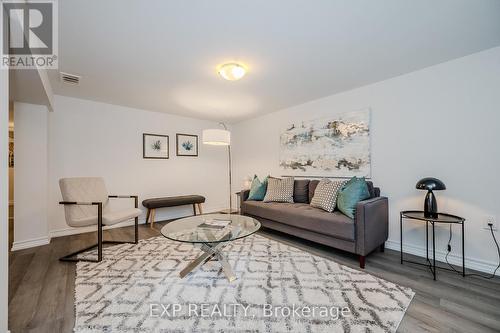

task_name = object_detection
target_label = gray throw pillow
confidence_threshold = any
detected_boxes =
[310,179,346,212]
[293,179,310,203]
[263,177,294,203]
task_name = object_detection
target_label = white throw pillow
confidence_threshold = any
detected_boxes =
[310,179,346,212]
[263,177,294,203]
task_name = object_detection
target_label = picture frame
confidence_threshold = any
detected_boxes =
[143,133,169,159]
[176,133,198,157]
[279,109,371,177]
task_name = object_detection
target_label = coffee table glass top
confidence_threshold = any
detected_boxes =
[160,214,261,244]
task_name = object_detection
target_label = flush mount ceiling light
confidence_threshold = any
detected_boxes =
[217,63,247,81]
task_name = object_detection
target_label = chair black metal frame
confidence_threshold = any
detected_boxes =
[59,195,139,263]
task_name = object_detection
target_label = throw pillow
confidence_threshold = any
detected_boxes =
[263,177,294,203]
[337,177,371,218]
[247,175,269,201]
[293,179,310,203]
[308,180,320,203]
[310,179,346,212]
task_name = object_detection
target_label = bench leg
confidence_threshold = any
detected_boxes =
[197,203,203,215]
[150,209,156,228]
[145,209,150,225]
[193,204,197,216]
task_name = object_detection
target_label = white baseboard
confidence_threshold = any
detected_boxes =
[10,206,228,250]
[49,205,228,239]
[13,215,497,274]
[11,235,51,251]
[49,219,145,238]
[385,239,499,274]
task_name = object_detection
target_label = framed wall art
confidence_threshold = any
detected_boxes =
[280,109,371,177]
[143,133,169,159]
[176,133,198,157]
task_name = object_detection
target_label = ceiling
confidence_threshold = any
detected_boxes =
[48,0,500,122]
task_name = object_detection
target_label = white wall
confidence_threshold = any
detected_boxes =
[232,47,500,273]
[47,95,229,237]
[0,68,9,332]
[13,102,50,250]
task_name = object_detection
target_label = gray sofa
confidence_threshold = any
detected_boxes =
[240,179,388,268]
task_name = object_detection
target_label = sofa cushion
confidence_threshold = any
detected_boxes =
[308,179,377,200]
[366,181,375,198]
[310,179,346,212]
[293,179,310,203]
[242,201,355,241]
[263,177,294,203]
[248,175,268,201]
[308,180,320,203]
[337,177,371,218]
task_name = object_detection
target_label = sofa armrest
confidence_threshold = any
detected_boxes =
[355,196,388,256]
[240,189,250,213]
[241,189,250,202]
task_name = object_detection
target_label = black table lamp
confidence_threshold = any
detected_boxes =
[416,178,446,218]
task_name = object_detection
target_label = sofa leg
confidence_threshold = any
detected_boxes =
[380,243,385,252]
[359,255,366,269]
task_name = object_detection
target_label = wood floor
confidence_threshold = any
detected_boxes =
[8,220,500,333]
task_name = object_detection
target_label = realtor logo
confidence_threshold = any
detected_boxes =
[2,0,58,68]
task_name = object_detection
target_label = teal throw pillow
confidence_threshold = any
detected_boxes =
[248,175,269,201]
[337,177,371,218]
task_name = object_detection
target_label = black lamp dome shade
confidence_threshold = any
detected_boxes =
[416,178,446,218]
[416,177,446,191]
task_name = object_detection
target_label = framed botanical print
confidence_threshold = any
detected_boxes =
[143,133,169,159]
[176,133,198,157]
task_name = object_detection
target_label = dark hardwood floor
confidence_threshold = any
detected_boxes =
[8,221,500,333]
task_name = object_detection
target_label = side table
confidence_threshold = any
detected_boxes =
[400,210,465,280]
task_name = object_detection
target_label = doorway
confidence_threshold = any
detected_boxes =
[8,102,13,250]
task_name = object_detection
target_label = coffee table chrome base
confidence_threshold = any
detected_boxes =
[179,242,236,282]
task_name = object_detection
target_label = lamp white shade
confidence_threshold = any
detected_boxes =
[202,129,230,145]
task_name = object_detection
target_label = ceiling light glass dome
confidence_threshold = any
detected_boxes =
[218,63,247,81]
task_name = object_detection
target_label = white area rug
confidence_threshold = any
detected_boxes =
[75,235,414,332]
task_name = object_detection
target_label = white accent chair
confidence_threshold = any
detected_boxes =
[59,177,141,262]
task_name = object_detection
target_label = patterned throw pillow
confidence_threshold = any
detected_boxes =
[263,177,294,203]
[310,179,346,212]
[247,175,269,201]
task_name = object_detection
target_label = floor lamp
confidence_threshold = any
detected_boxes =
[202,123,238,214]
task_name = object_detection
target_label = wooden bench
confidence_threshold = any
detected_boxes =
[142,195,206,228]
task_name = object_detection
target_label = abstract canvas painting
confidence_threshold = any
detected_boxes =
[279,109,371,177]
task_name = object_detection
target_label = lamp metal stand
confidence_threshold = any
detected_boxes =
[220,123,238,214]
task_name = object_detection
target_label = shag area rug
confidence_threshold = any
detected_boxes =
[75,235,414,332]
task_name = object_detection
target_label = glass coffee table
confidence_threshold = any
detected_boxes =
[161,214,260,282]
